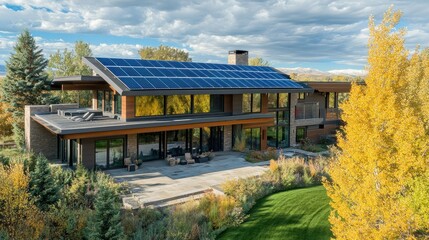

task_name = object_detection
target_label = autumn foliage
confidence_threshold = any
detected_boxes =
[324,7,429,239]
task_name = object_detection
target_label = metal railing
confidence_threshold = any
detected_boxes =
[295,102,320,120]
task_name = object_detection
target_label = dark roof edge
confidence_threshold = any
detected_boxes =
[53,75,105,82]
[121,87,313,96]
[83,57,129,94]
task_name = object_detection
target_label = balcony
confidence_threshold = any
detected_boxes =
[294,102,323,126]
[326,108,342,121]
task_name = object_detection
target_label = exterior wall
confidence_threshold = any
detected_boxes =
[224,94,233,113]
[223,125,232,151]
[81,138,95,169]
[127,134,138,159]
[306,124,338,143]
[232,94,243,115]
[25,105,58,159]
[121,96,135,120]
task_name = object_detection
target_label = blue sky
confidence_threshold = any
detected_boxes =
[0,0,428,71]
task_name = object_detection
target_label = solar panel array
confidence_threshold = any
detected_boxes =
[95,57,303,90]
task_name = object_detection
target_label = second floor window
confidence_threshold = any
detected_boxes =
[242,93,261,113]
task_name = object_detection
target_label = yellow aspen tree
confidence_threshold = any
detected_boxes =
[0,164,44,239]
[324,7,429,239]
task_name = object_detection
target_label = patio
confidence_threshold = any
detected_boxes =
[106,151,269,208]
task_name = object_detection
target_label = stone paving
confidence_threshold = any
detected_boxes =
[106,151,269,206]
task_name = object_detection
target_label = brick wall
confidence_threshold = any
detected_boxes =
[25,105,58,160]
[127,134,138,159]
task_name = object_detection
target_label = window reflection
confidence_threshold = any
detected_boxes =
[167,95,191,115]
[135,96,164,116]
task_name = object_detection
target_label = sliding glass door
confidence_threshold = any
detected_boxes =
[95,138,124,169]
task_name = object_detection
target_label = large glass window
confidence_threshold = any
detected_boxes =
[167,95,191,115]
[194,94,224,113]
[95,140,108,168]
[194,95,210,113]
[277,111,289,125]
[138,133,163,161]
[95,138,124,169]
[267,127,277,147]
[135,96,164,116]
[328,92,337,108]
[296,127,307,143]
[114,94,122,114]
[245,128,261,150]
[268,93,277,109]
[97,91,103,110]
[252,93,261,112]
[278,127,289,148]
[279,93,289,108]
[104,91,112,112]
[242,93,252,113]
[109,139,124,168]
[242,93,261,113]
[192,128,201,155]
[166,130,189,156]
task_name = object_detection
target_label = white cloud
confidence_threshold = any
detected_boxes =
[0,0,428,70]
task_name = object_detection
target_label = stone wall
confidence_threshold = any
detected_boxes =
[223,125,232,151]
[25,105,58,159]
[127,134,138,159]
[289,93,298,146]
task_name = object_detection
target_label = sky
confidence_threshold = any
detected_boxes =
[0,0,428,71]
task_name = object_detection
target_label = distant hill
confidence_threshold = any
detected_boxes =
[277,67,366,82]
[0,65,5,77]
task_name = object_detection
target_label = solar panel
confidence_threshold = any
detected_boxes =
[95,57,303,90]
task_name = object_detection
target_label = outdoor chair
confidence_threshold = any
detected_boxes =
[74,113,95,122]
[69,112,90,121]
[124,157,138,171]
[185,152,195,164]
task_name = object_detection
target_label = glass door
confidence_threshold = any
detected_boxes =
[95,138,124,169]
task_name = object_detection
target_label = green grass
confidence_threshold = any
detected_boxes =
[219,186,331,240]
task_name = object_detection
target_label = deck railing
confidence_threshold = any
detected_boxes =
[295,102,320,120]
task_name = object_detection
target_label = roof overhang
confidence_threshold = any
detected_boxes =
[51,75,111,91]
[32,112,275,139]
[303,81,353,93]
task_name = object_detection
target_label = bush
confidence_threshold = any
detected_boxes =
[222,177,274,213]
[245,148,278,163]
[198,193,243,230]
[0,154,9,166]
[122,208,166,240]
[166,201,211,240]
[233,132,246,152]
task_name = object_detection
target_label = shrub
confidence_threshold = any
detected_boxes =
[122,208,166,240]
[166,201,211,240]
[42,201,91,240]
[198,193,243,230]
[0,154,9,166]
[245,148,278,163]
[222,177,274,212]
[233,132,246,152]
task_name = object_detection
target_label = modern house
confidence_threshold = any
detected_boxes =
[24,50,350,169]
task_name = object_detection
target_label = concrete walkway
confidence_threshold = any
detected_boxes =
[106,151,268,207]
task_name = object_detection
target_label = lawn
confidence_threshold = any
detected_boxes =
[218,186,331,240]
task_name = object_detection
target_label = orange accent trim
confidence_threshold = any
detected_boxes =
[62,117,274,139]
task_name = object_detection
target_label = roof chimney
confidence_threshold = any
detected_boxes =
[228,50,248,65]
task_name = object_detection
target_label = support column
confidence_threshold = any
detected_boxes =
[223,125,232,151]
[289,93,298,146]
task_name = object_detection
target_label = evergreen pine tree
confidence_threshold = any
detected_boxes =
[85,187,124,240]
[0,30,57,148]
[29,155,60,211]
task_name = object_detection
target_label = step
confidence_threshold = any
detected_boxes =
[138,188,213,208]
